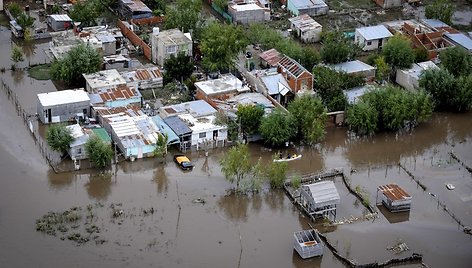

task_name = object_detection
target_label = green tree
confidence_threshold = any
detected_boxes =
[425,0,455,25]
[382,34,415,69]
[259,108,296,147]
[346,100,378,136]
[145,0,167,15]
[320,31,360,64]
[85,135,113,168]
[287,94,327,145]
[50,44,101,86]
[220,143,261,192]
[46,124,74,154]
[439,47,472,77]
[419,68,461,111]
[213,0,228,10]
[16,13,35,29]
[11,46,24,67]
[163,52,194,83]
[236,104,265,136]
[165,0,204,39]
[201,22,248,72]
[374,56,390,82]
[69,0,102,27]
[313,66,363,111]
[265,160,289,189]
[414,48,429,63]
[153,133,169,158]
[455,75,472,112]
[7,3,23,19]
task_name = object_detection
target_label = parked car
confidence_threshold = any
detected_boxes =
[173,155,194,170]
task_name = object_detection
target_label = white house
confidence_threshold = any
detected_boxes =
[151,28,192,66]
[330,60,377,81]
[396,61,438,90]
[83,69,127,93]
[288,14,322,43]
[37,89,90,124]
[66,124,90,160]
[355,25,393,51]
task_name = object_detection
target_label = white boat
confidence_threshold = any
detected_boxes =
[274,154,302,162]
[446,183,455,190]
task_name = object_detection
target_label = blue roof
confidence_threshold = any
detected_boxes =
[152,116,180,145]
[444,33,472,51]
[289,0,327,9]
[356,25,393,40]
[163,116,192,137]
[421,19,450,29]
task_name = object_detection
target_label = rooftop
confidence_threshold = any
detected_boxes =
[225,92,275,113]
[66,124,89,147]
[121,67,163,83]
[302,181,340,208]
[38,89,90,107]
[259,48,282,66]
[288,14,322,32]
[161,100,216,118]
[89,85,141,105]
[260,73,291,96]
[163,116,192,136]
[120,0,152,13]
[421,19,450,30]
[154,29,192,45]
[195,74,250,96]
[356,25,393,40]
[343,85,375,104]
[178,114,223,133]
[92,128,112,143]
[151,116,180,144]
[229,3,265,11]
[399,60,438,79]
[289,0,327,9]
[444,33,472,50]
[278,55,309,78]
[331,60,376,74]
[378,184,411,201]
[83,69,127,91]
[49,14,72,22]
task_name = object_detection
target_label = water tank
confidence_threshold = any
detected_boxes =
[153,27,160,36]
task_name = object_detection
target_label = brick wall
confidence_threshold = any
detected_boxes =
[117,20,152,61]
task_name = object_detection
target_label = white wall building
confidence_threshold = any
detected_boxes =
[355,25,393,51]
[396,61,438,90]
[151,28,192,66]
[289,14,322,43]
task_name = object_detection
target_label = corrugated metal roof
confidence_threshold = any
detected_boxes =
[445,33,472,50]
[289,14,322,32]
[289,0,327,9]
[261,73,291,95]
[49,14,72,22]
[161,100,216,118]
[163,116,192,136]
[92,128,112,143]
[151,116,180,145]
[356,25,393,41]
[38,89,90,107]
[343,85,375,104]
[421,19,450,29]
[95,33,116,43]
[303,181,340,208]
[378,184,411,202]
[331,60,376,74]
[259,49,281,66]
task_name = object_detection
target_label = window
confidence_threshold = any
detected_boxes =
[367,41,372,46]
[199,132,206,138]
[166,45,177,54]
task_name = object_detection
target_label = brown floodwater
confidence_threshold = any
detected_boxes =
[1,27,472,268]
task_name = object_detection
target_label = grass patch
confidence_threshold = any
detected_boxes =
[28,64,52,80]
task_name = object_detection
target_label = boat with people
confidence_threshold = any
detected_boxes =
[274,153,302,162]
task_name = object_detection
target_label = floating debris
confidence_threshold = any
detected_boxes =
[192,198,206,204]
[387,242,409,254]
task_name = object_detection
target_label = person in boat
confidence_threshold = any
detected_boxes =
[287,153,291,159]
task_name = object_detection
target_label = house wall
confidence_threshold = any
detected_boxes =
[374,0,403,8]
[228,7,268,24]
[48,18,72,32]
[117,20,151,61]
[190,128,228,149]
[37,100,90,124]
[68,144,88,160]
[297,27,322,43]
[280,70,313,93]
[395,70,419,90]
[102,42,116,56]
[153,35,192,66]
[289,3,328,17]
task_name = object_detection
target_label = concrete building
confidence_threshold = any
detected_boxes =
[47,14,73,32]
[396,61,438,90]
[120,66,164,89]
[355,25,393,51]
[195,74,250,107]
[374,0,403,8]
[287,0,328,17]
[89,85,142,108]
[118,0,153,20]
[151,28,192,66]
[289,14,322,43]
[83,69,127,93]
[37,89,90,124]
[228,2,270,24]
[277,55,313,94]
[330,60,377,81]
[158,100,227,151]
[96,106,161,160]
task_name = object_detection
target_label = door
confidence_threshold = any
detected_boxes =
[378,39,383,49]
[47,109,52,123]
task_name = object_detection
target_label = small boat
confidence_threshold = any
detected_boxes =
[446,183,455,190]
[274,154,302,162]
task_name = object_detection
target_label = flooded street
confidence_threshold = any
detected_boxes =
[1,19,472,268]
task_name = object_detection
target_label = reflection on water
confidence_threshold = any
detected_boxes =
[218,194,251,222]
[152,164,169,194]
[84,173,114,201]
[47,169,75,190]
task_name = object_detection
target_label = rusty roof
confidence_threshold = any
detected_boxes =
[378,184,411,201]
[259,48,281,66]
[98,85,140,102]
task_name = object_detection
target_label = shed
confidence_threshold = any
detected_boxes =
[293,229,323,259]
[343,85,375,104]
[396,61,438,90]
[66,124,90,160]
[288,14,322,43]
[355,25,393,51]
[300,180,340,219]
[444,33,472,53]
[287,0,329,17]
[377,184,411,212]
[330,60,376,81]
[259,49,281,68]
[47,14,73,32]
[152,116,180,145]
[228,3,270,25]
[37,89,90,124]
